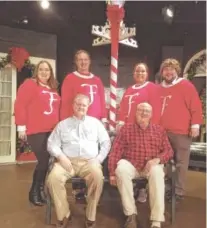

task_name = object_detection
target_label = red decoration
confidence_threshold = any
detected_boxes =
[10,47,30,71]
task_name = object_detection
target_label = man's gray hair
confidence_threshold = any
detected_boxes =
[73,93,90,104]
[137,102,152,111]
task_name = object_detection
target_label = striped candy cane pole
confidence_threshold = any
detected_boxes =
[109,54,118,131]
[107,5,125,132]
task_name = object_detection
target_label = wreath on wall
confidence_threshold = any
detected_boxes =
[0,47,36,154]
[187,52,206,123]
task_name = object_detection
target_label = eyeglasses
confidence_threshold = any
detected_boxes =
[74,102,88,108]
[136,108,151,114]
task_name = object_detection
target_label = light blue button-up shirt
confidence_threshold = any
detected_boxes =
[47,116,111,163]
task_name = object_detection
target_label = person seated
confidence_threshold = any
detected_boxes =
[108,102,173,228]
[46,94,111,228]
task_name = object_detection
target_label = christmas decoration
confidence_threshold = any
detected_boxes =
[92,0,138,132]
[10,47,30,71]
[16,139,32,154]
[187,52,206,142]
[0,47,35,73]
[187,52,206,81]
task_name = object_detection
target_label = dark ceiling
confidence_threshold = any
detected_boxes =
[0,1,206,35]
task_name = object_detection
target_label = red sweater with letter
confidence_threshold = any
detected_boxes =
[15,79,61,135]
[160,78,203,135]
[60,71,107,121]
[118,82,162,124]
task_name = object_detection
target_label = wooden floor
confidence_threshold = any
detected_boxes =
[0,163,206,228]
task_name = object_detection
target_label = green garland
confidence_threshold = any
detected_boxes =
[187,53,206,81]
[187,52,206,122]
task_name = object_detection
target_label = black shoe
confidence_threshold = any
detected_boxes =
[39,169,48,204]
[29,170,44,206]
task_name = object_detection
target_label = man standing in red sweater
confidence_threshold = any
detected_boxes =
[159,58,203,201]
[60,49,107,201]
[60,49,107,123]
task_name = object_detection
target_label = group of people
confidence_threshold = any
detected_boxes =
[14,49,203,228]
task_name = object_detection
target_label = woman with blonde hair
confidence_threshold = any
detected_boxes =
[15,60,61,206]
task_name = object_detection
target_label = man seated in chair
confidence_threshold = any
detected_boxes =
[108,102,173,228]
[46,93,111,228]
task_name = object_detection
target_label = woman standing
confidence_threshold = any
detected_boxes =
[15,60,60,206]
[117,62,161,129]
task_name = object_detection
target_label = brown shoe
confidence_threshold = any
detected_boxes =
[56,215,72,228]
[85,218,96,228]
[124,214,138,228]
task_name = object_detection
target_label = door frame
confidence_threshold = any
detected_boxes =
[0,52,16,163]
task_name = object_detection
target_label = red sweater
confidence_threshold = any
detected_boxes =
[15,79,61,135]
[60,71,107,121]
[160,78,203,135]
[118,82,162,124]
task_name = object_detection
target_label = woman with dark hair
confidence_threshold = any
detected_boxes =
[117,62,162,129]
[14,60,61,206]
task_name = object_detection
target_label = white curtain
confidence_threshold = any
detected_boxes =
[0,68,12,156]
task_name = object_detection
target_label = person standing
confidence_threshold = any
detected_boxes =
[60,49,108,200]
[15,60,60,206]
[60,49,107,124]
[117,62,161,129]
[159,58,203,201]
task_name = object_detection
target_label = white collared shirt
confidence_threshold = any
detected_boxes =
[161,77,184,88]
[47,115,111,163]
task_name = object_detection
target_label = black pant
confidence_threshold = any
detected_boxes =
[27,132,50,173]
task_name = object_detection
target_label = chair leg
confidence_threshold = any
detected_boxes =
[45,187,52,225]
[171,164,176,224]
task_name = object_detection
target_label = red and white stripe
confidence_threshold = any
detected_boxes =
[109,55,118,132]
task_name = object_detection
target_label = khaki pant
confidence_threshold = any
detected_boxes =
[167,132,191,196]
[115,159,165,222]
[46,158,104,221]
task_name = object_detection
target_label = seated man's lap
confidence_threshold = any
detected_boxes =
[115,159,165,180]
[47,162,74,186]
[79,162,104,182]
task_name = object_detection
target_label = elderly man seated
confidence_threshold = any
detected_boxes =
[46,94,111,228]
[108,102,173,228]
